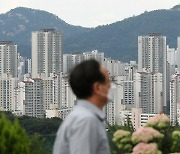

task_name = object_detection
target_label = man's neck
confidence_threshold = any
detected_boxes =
[86,97,104,110]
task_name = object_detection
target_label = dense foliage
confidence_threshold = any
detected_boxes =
[0,113,30,154]
[0,112,62,154]
[1,111,180,154]
[107,115,134,154]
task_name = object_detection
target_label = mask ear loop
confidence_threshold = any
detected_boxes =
[100,88,113,103]
[106,87,113,102]
[99,84,108,98]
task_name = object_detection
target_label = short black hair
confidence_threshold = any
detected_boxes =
[69,59,106,99]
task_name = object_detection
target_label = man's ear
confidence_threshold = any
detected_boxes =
[93,82,101,95]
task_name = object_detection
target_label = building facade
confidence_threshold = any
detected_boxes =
[32,29,63,78]
[0,41,18,78]
[134,71,163,114]
[0,76,18,111]
[170,74,180,125]
[138,33,168,112]
[24,78,44,118]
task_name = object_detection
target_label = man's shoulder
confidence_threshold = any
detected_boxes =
[63,105,97,126]
[71,105,97,120]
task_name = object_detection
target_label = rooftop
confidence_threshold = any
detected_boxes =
[148,33,162,36]
[0,41,14,45]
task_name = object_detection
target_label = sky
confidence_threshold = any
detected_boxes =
[0,0,179,27]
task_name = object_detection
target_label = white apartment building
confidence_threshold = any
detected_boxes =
[134,71,163,114]
[40,73,59,110]
[46,108,73,120]
[140,113,156,127]
[24,78,44,118]
[58,108,73,120]
[0,41,18,78]
[114,76,135,109]
[63,50,104,74]
[123,81,135,109]
[17,54,25,81]
[175,37,180,70]
[25,58,31,75]
[119,108,156,130]
[138,34,168,111]
[105,76,135,125]
[43,77,56,110]
[177,103,180,125]
[83,50,104,64]
[170,74,180,125]
[41,72,76,110]
[32,29,63,78]
[63,53,84,74]
[17,55,31,81]
[105,66,163,116]
[105,72,138,125]
[21,71,76,118]
[102,58,126,77]
[104,82,123,125]
[166,37,180,74]
[138,33,167,73]
[0,75,18,111]
[58,73,76,108]
[14,82,25,115]
[167,46,177,66]
[166,46,179,83]
[102,58,137,78]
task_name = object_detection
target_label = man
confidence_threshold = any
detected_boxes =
[53,59,111,154]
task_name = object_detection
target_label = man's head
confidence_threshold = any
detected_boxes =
[69,59,110,108]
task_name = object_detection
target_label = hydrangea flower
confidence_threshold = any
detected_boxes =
[132,127,164,144]
[132,142,162,154]
[172,130,180,138]
[112,130,132,152]
[146,114,170,127]
[113,130,131,142]
[171,130,180,152]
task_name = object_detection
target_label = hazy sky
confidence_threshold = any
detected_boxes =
[0,0,179,27]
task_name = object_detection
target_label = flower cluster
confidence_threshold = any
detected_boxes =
[146,114,170,129]
[131,127,164,144]
[171,130,180,152]
[113,130,131,140]
[112,130,132,153]
[112,113,180,153]
[132,143,161,154]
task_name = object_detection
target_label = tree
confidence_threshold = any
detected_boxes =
[0,114,30,154]
[30,133,48,154]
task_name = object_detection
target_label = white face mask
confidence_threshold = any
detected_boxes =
[101,87,114,102]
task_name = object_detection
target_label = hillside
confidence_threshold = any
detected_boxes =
[64,5,180,61]
[0,7,90,57]
[1,5,180,61]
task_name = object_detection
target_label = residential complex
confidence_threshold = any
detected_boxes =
[1,31,180,128]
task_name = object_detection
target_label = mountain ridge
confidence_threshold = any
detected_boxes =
[0,6,180,61]
[0,7,90,57]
